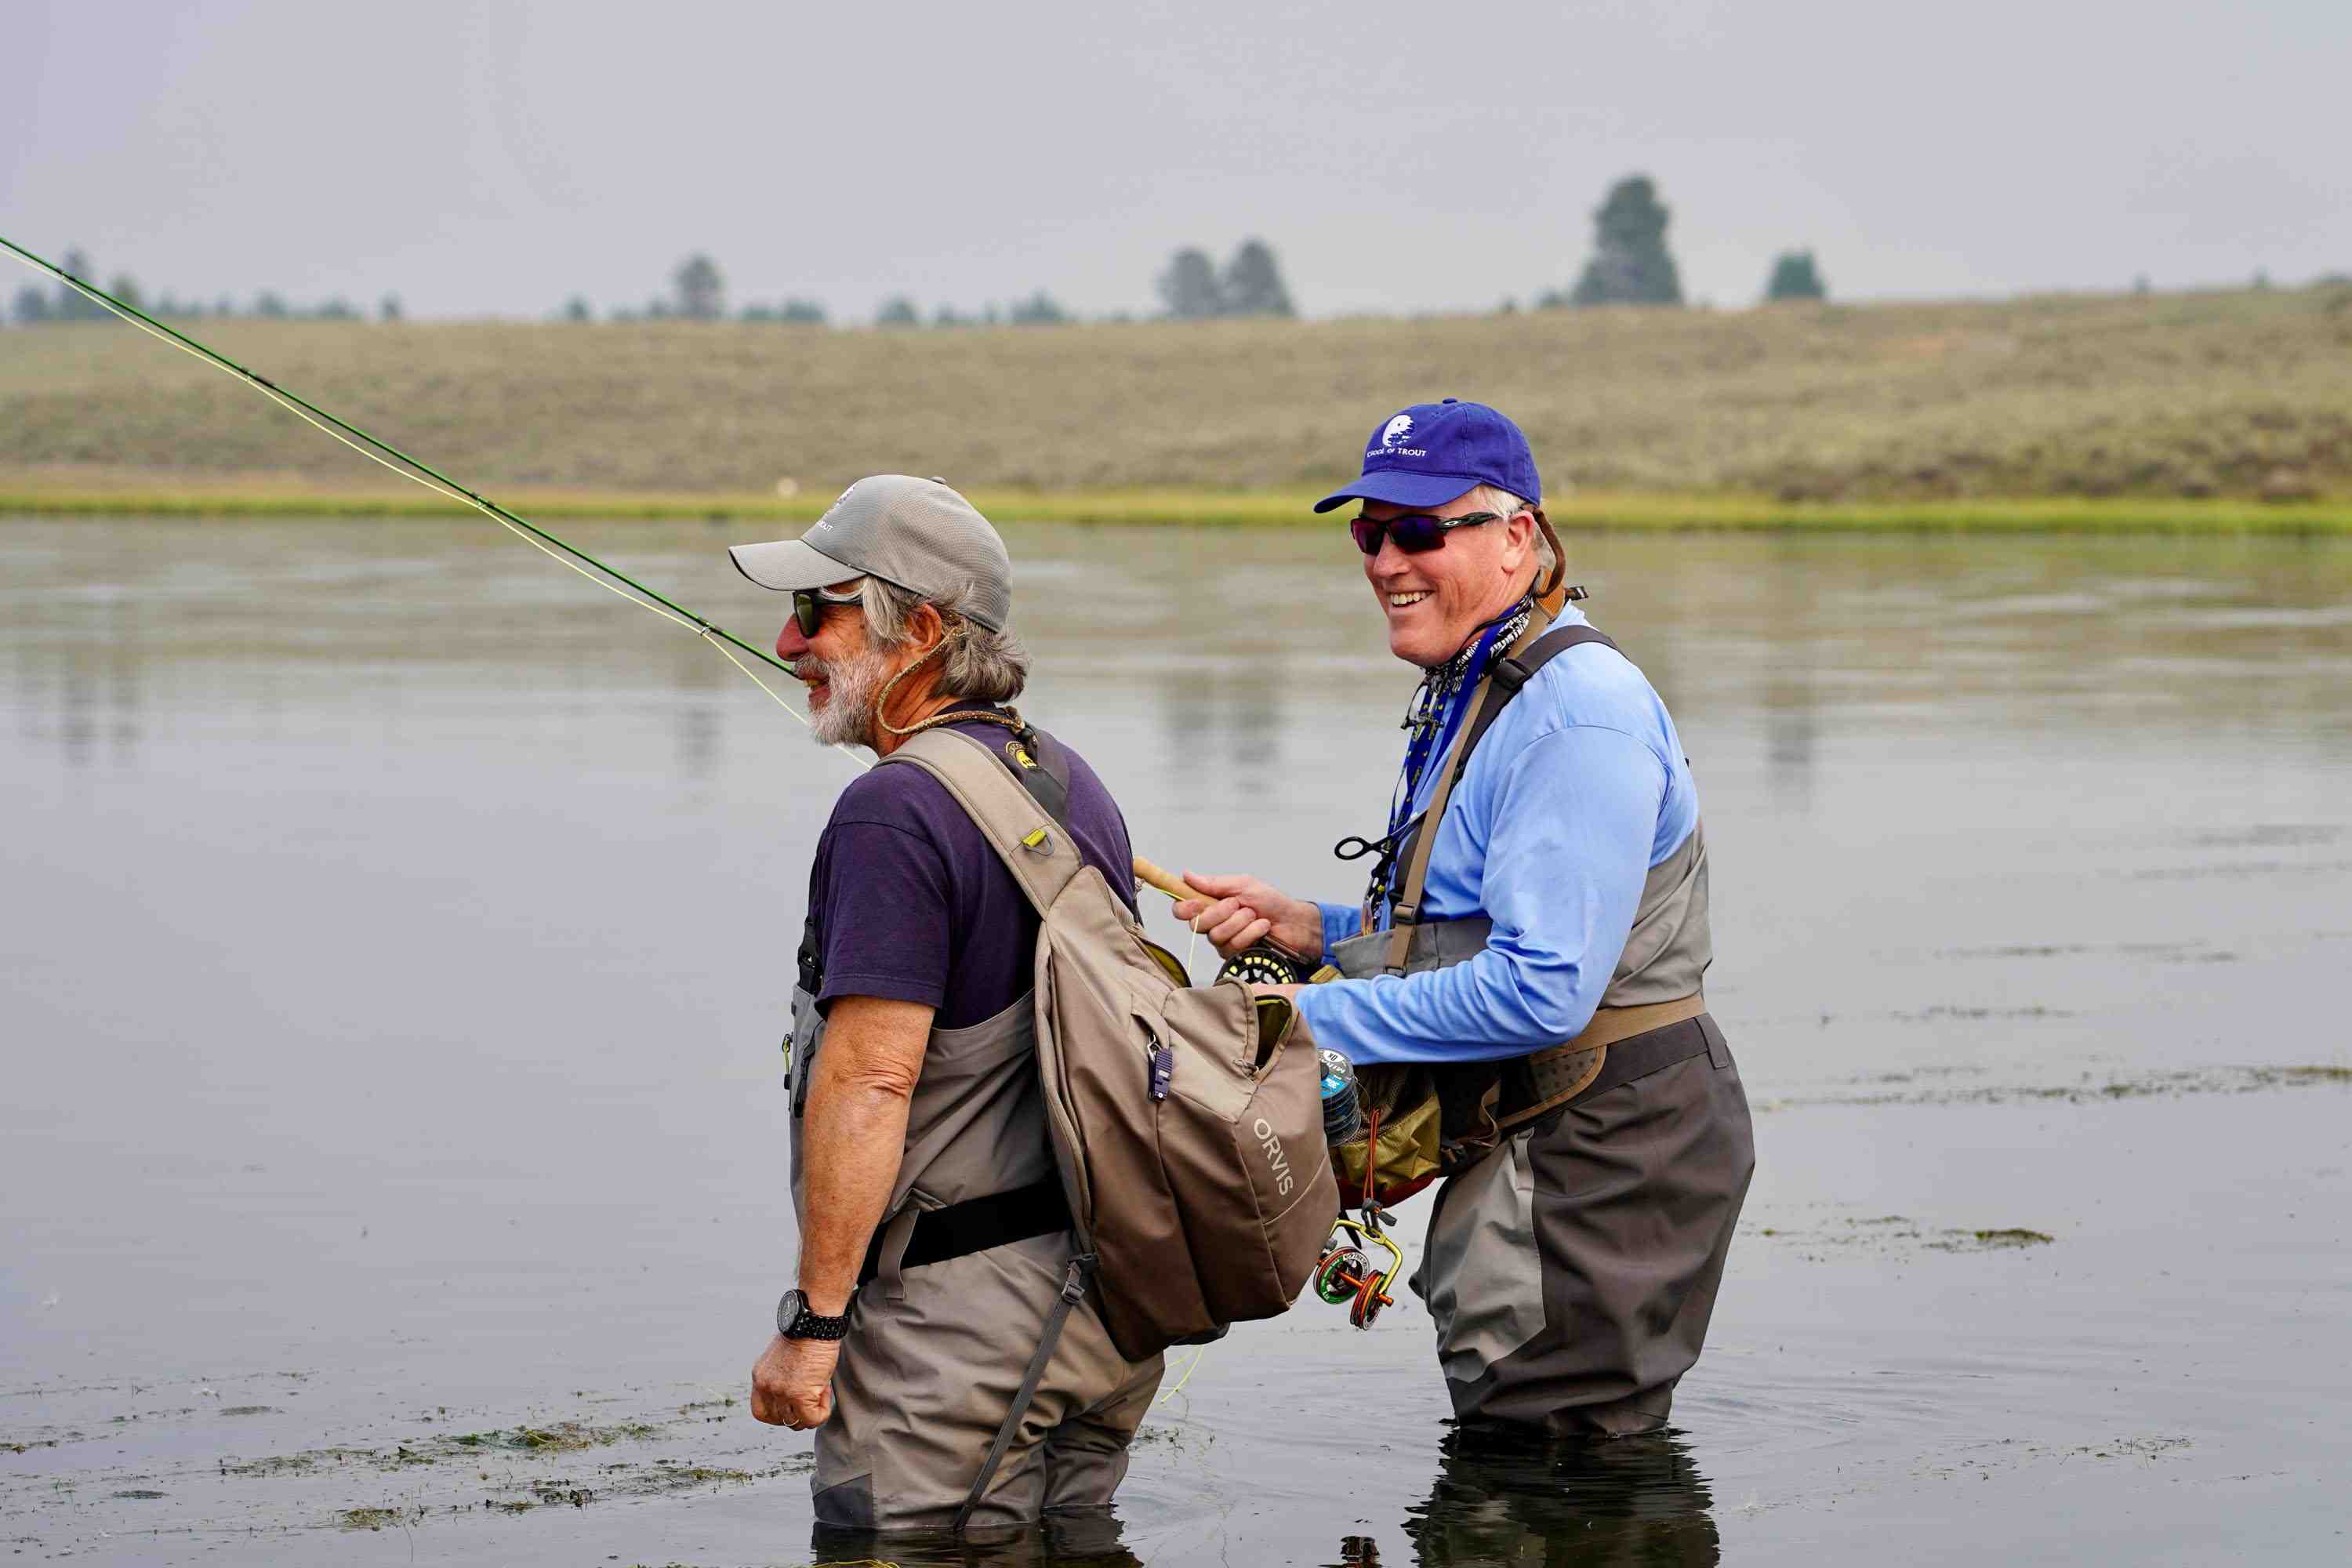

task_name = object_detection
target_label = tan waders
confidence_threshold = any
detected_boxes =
[786,947,1162,1530]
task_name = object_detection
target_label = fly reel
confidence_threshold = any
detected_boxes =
[1312,1209,1403,1330]
[1214,943,1312,985]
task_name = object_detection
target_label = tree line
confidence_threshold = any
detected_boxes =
[7,248,403,326]
[10,205,1828,336]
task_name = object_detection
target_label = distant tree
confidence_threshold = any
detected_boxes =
[1763,250,1827,302]
[673,254,724,319]
[1566,176,1683,307]
[104,274,143,311]
[1157,247,1225,319]
[253,291,289,318]
[778,298,827,325]
[2133,274,2151,295]
[644,297,672,320]
[875,296,919,327]
[13,284,53,325]
[1221,239,1295,318]
[1008,290,1069,325]
[379,294,403,322]
[315,298,359,320]
[1497,297,1519,314]
[932,303,967,328]
[214,295,237,318]
[56,249,107,321]
[562,296,592,322]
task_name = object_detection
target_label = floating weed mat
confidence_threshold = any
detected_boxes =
[1747,1213,2056,1259]
[1759,1062,2352,1111]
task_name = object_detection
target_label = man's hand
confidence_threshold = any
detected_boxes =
[750,1332,843,1430]
[1173,872,1323,962]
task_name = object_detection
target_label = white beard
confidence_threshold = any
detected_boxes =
[803,643,894,749]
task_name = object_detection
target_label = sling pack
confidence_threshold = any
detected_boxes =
[877,726,1340,1364]
[1330,613,1709,1206]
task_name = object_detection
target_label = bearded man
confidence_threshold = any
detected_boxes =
[731,476,1162,1530]
[1177,401,1754,1437]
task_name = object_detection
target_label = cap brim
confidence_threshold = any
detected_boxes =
[727,537,862,593]
[1310,470,1479,514]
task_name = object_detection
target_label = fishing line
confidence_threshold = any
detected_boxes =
[0,234,865,767]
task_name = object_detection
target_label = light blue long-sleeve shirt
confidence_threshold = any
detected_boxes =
[1293,607,1700,1066]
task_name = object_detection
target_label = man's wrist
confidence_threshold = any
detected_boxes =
[777,1287,853,1341]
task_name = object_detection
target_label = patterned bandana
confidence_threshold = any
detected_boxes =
[1359,596,1537,920]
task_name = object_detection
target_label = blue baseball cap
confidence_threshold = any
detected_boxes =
[1312,397,1544,514]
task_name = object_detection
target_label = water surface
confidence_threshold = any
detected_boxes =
[3,518,2348,1564]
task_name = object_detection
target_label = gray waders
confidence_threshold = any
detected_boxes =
[1334,620,1755,1436]
[785,779,1163,1530]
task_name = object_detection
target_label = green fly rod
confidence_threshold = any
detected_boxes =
[0,233,840,737]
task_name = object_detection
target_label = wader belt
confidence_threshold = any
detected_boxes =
[855,1178,1072,1287]
[1493,995,1712,1133]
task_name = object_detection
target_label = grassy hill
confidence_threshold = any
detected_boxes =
[3,285,2349,514]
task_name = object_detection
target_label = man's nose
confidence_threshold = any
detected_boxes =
[776,617,810,662]
[1368,532,1414,579]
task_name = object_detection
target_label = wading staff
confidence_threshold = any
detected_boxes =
[0,233,867,761]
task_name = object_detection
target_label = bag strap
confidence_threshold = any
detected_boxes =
[878,728,1088,924]
[953,1253,1096,1530]
[1378,619,1622,976]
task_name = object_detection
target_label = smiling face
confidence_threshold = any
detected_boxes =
[1359,492,1542,666]
[775,579,895,746]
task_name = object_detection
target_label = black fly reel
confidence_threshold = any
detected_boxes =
[1214,943,1312,986]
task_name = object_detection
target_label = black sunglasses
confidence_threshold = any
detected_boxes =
[1348,510,1503,556]
[790,583,866,639]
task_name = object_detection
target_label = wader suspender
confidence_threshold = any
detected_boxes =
[1377,616,1620,975]
[871,728,1098,1532]
[1370,619,1715,1139]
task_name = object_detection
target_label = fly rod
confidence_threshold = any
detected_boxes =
[0,233,865,755]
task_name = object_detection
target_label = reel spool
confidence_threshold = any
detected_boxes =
[1313,1210,1403,1330]
[1214,943,1311,986]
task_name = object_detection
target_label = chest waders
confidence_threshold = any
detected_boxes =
[1328,614,1753,1434]
[788,721,1334,1528]
[1329,616,1720,1193]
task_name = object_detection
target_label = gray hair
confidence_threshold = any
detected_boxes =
[857,575,1030,703]
[1463,484,1555,576]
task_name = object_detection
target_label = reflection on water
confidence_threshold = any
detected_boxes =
[1403,1423,1719,1567]
[5,517,2350,1566]
[813,1507,1142,1566]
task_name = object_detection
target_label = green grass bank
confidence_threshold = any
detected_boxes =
[3,482,2347,535]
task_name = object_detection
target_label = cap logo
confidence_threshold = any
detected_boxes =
[1380,415,1415,448]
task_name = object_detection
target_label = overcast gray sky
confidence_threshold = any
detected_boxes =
[6,0,2348,321]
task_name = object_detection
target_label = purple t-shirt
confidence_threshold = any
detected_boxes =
[808,710,1138,1029]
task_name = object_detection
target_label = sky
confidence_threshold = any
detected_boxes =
[5,0,2349,322]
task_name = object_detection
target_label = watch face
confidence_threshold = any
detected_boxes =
[777,1289,804,1338]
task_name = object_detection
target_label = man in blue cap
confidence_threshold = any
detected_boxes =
[1177,400,1754,1436]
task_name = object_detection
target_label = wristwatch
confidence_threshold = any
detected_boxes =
[776,1288,851,1342]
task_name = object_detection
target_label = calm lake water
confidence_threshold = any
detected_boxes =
[4,517,2349,1566]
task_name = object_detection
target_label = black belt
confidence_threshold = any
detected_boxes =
[1579,1012,1724,1099]
[856,1178,1072,1287]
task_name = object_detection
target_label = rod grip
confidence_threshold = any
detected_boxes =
[1132,855,1206,906]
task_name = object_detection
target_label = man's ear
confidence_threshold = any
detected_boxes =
[1500,508,1538,572]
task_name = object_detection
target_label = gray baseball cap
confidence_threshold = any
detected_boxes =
[727,475,1013,631]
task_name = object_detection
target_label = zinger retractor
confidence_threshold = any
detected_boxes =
[1313,1208,1404,1330]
